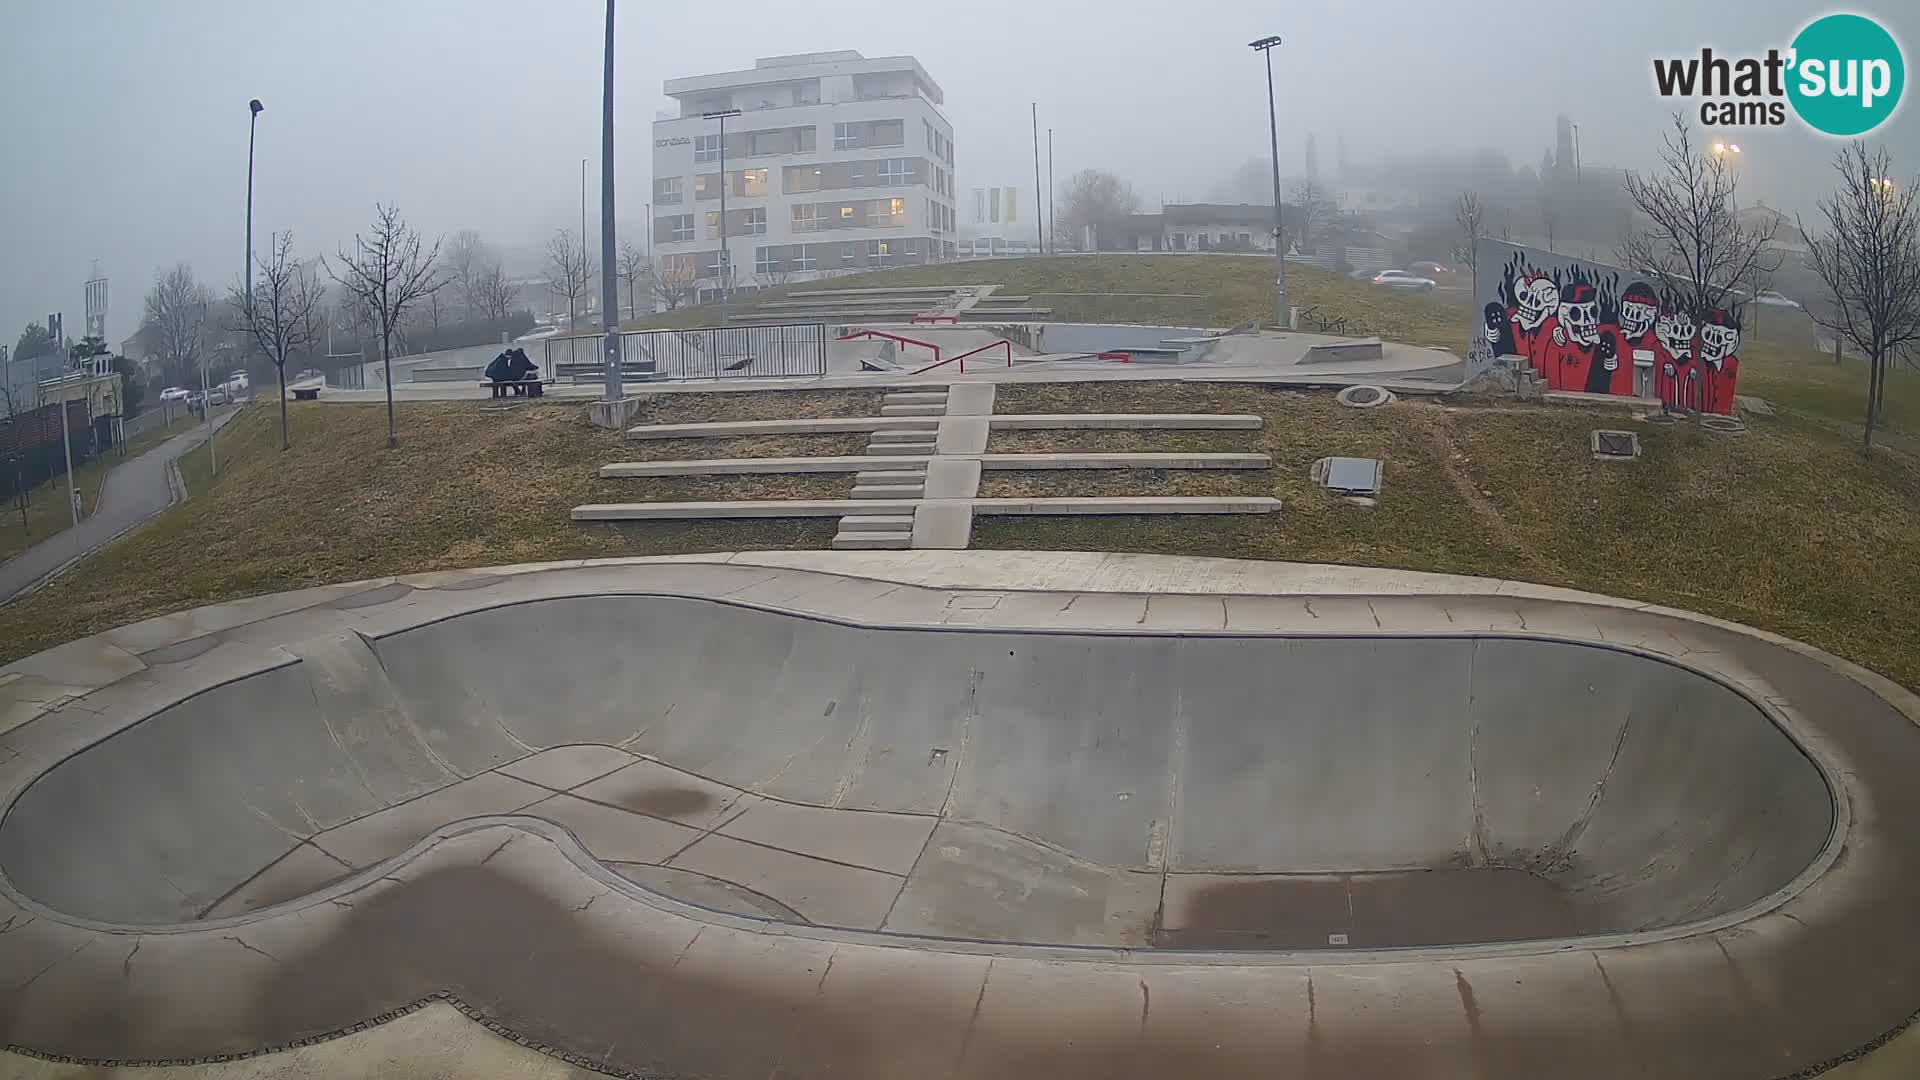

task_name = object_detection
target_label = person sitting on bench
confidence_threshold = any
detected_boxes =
[506,348,542,395]
[484,350,515,397]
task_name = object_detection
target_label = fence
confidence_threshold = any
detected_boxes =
[543,323,829,382]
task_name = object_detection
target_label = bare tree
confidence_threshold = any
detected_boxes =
[1619,113,1782,318]
[546,229,596,333]
[325,203,447,448]
[1802,143,1920,451]
[651,257,698,311]
[142,263,211,390]
[1289,178,1333,252]
[0,382,28,532]
[1057,169,1141,251]
[469,262,519,322]
[445,229,489,319]
[230,232,325,451]
[617,241,649,322]
[1453,191,1487,277]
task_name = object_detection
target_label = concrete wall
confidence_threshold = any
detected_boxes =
[0,597,1831,931]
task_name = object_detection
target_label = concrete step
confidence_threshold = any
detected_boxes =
[831,531,913,550]
[838,514,916,529]
[574,499,919,520]
[867,441,936,455]
[879,404,947,417]
[883,391,949,405]
[870,428,939,443]
[852,484,924,499]
[855,470,928,484]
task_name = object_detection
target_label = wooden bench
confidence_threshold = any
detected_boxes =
[481,379,552,399]
[291,385,321,400]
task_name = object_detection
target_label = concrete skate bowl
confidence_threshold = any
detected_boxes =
[0,595,1836,954]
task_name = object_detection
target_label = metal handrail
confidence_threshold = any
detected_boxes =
[910,338,1012,375]
[836,328,940,365]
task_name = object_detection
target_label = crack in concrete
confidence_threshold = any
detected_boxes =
[1303,600,1319,619]
[122,938,142,978]
[952,958,994,1073]
[222,934,280,964]
[1366,600,1383,628]
[15,939,89,993]
[479,835,517,866]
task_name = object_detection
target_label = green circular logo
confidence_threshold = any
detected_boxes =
[1788,14,1905,136]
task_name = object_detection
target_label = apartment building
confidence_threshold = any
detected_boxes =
[651,51,957,299]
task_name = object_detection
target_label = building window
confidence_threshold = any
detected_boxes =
[839,242,857,267]
[654,176,682,204]
[755,246,778,275]
[741,169,769,197]
[870,240,891,264]
[793,244,817,271]
[840,205,856,222]
[880,158,909,184]
[784,165,822,193]
[694,134,720,163]
[792,204,818,232]
[743,208,766,235]
[669,215,694,242]
[870,119,904,147]
[695,173,720,200]
[705,211,720,239]
[833,122,855,150]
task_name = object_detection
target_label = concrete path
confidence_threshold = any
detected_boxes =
[0,410,235,602]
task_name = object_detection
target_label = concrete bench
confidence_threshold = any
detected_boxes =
[291,385,321,401]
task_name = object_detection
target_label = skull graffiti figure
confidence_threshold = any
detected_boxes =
[1556,284,1601,347]
[1516,275,1559,331]
[1619,283,1660,340]
[1656,309,1697,361]
[1698,309,1740,366]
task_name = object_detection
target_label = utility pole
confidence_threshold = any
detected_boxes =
[579,156,588,331]
[704,109,741,304]
[50,312,77,529]
[1047,127,1056,256]
[1250,35,1290,328]
[598,0,622,400]
[1031,103,1044,255]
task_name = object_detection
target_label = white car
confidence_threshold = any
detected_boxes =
[1754,290,1802,309]
[158,386,190,404]
[225,372,250,392]
[1369,269,1437,292]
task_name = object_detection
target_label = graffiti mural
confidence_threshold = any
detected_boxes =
[1470,239,1743,414]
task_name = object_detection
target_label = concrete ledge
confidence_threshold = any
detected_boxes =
[574,500,919,520]
[600,453,1270,478]
[625,417,936,439]
[986,413,1263,430]
[1299,338,1385,364]
[589,396,649,430]
[1542,390,1661,411]
[971,496,1281,515]
[976,453,1270,470]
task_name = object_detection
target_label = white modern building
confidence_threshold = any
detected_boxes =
[957,184,1037,258]
[651,51,957,300]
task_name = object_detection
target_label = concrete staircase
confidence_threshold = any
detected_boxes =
[834,388,948,549]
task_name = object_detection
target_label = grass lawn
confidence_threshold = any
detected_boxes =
[632,256,1468,349]
[0,411,199,565]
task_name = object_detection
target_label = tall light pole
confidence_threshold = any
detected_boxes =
[598,0,622,399]
[1030,103,1044,254]
[222,96,263,476]
[1250,35,1289,328]
[1047,127,1055,256]
[703,109,741,302]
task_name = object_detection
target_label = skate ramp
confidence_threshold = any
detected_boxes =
[0,595,1832,946]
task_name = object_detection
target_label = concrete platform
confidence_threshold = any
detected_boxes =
[572,496,1281,521]
[626,412,1257,440]
[0,552,1915,1079]
[987,412,1263,430]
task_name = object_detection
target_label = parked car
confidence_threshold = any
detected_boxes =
[208,386,230,406]
[1755,290,1802,309]
[159,386,190,404]
[1369,270,1438,292]
[225,372,250,393]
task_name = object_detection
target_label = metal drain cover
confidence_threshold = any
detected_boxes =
[1324,456,1382,495]
[1590,430,1642,461]
[1336,384,1395,408]
[1345,386,1382,405]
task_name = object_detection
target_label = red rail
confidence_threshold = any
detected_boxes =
[911,339,1013,375]
[836,328,940,366]
[1095,351,1133,363]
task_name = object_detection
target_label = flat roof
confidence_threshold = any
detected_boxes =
[664,52,943,106]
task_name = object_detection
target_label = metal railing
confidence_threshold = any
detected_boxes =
[836,328,940,366]
[543,323,829,382]
[910,339,1012,375]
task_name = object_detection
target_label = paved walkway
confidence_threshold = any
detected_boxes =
[0,411,235,602]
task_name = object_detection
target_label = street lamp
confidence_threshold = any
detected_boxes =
[597,0,621,400]
[220,96,263,477]
[1249,35,1289,328]
[703,108,742,302]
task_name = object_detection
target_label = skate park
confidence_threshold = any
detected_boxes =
[3,551,1919,1078]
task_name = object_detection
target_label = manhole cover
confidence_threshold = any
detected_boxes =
[1336,384,1395,409]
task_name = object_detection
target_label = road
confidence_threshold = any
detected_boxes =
[0,410,236,602]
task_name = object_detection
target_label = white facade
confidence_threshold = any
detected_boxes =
[651,51,957,299]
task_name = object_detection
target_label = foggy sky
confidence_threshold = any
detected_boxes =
[3,0,1915,345]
